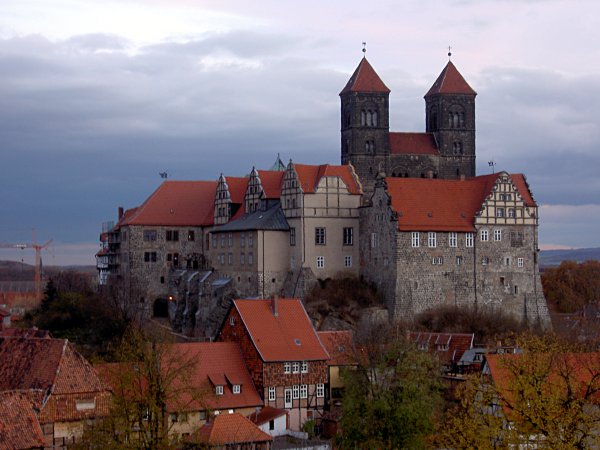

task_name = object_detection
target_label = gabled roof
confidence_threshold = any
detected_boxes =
[224,176,249,205]
[257,170,285,199]
[389,132,439,155]
[510,174,536,207]
[232,299,330,362]
[192,412,273,446]
[293,163,362,195]
[0,391,45,450]
[120,181,218,227]
[318,331,357,366]
[0,337,106,394]
[340,58,390,95]
[425,61,476,97]
[248,406,288,426]
[409,332,474,366]
[213,203,289,232]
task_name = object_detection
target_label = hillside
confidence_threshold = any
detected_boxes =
[540,248,600,268]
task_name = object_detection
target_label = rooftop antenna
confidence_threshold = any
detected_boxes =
[488,159,497,173]
[448,45,452,61]
[362,42,367,58]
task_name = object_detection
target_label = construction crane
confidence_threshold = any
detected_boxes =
[0,238,53,301]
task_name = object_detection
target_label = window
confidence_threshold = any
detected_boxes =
[230,316,235,326]
[290,227,296,246]
[494,229,502,241]
[212,235,217,248]
[187,230,195,241]
[268,387,276,401]
[248,252,254,265]
[144,252,157,263]
[432,257,443,265]
[518,257,524,268]
[411,232,420,247]
[504,257,511,266]
[301,361,308,373]
[240,233,245,247]
[428,232,437,248]
[317,384,325,398]
[371,232,378,249]
[248,233,253,247]
[496,208,505,218]
[466,233,474,247]
[343,227,354,245]
[293,385,299,399]
[449,232,457,247]
[510,232,524,247]
[456,256,463,266]
[316,256,325,268]
[227,233,233,247]
[344,255,352,268]
[508,208,516,218]
[284,362,291,374]
[482,256,489,266]
[166,230,179,241]
[480,230,489,242]
[292,362,300,373]
[228,253,232,265]
[143,230,157,241]
[220,234,225,248]
[232,385,241,394]
[315,227,326,245]
[215,386,224,396]
[172,253,179,267]
[300,384,308,399]
[240,253,245,265]
[514,285,519,295]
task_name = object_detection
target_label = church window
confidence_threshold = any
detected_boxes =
[453,142,463,155]
[449,232,457,247]
[428,232,437,248]
[466,233,474,247]
[366,110,372,126]
[361,110,366,126]
[372,110,378,126]
[459,112,465,127]
[411,232,420,247]
[365,140,375,153]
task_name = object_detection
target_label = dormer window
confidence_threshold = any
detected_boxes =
[215,386,224,396]
[232,384,241,394]
[438,344,449,351]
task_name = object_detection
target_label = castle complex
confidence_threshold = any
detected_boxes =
[97,56,550,330]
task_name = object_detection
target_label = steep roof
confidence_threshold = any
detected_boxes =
[225,176,250,205]
[318,331,356,366]
[293,163,362,195]
[409,332,474,366]
[425,61,476,97]
[121,180,218,227]
[248,406,288,426]
[0,391,45,450]
[511,174,536,207]
[232,299,330,362]
[389,132,439,155]
[340,58,390,95]
[213,203,289,232]
[192,412,273,446]
[257,170,285,198]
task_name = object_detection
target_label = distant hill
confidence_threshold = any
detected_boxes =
[540,248,600,268]
[0,260,96,282]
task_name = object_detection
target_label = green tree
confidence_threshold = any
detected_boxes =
[337,323,441,449]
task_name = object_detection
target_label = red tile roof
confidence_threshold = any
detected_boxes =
[248,406,288,427]
[233,299,330,362]
[121,180,217,227]
[511,174,536,207]
[425,61,476,97]
[409,332,474,366]
[340,58,390,94]
[318,331,356,366]
[225,176,250,204]
[389,132,439,155]
[294,164,362,195]
[257,170,284,199]
[97,342,262,413]
[0,328,50,339]
[192,412,273,446]
[0,391,45,450]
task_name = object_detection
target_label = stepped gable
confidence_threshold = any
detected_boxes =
[257,170,285,198]
[192,412,272,446]
[294,163,362,195]
[425,61,476,97]
[340,57,390,94]
[385,173,501,232]
[122,180,218,227]
[389,132,439,155]
[232,298,329,362]
[0,391,45,450]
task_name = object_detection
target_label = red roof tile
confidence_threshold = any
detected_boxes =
[248,406,288,426]
[318,331,356,366]
[340,58,390,94]
[511,174,536,207]
[233,299,330,362]
[121,180,217,227]
[0,391,45,450]
[294,164,362,195]
[257,170,284,199]
[225,177,249,204]
[192,412,272,445]
[389,132,439,155]
[425,61,476,97]
[409,332,474,366]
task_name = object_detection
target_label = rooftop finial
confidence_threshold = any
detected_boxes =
[362,42,367,58]
[448,45,452,61]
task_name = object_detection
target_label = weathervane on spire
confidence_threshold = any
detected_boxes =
[362,42,367,58]
[448,45,452,61]
[488,159,497,173]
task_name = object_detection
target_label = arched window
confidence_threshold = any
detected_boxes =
[361,111,366,126]
[452,141,463,155]
[366,110,372,126]
[459,112,465,127]
[372,110,378,126]
[365,140,375,153]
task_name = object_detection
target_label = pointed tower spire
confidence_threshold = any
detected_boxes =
[425,61,476,97]
[340,58,390,95]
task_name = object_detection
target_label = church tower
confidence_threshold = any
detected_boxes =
[340,57,390,193]
[424,60,477,178]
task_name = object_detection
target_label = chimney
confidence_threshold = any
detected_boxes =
[118,206,124,219]
[271,295,279,317]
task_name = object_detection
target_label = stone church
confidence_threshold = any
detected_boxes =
[340,56,476,192]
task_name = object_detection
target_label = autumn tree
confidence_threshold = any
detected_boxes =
[436,334,600,449]
[542,260,600,313]
[337,322,441,449]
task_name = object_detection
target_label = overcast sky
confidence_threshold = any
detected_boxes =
[1,0,600,265]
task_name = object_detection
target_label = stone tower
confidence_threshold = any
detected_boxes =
[424,61,477,179]
[340,57,390,193]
